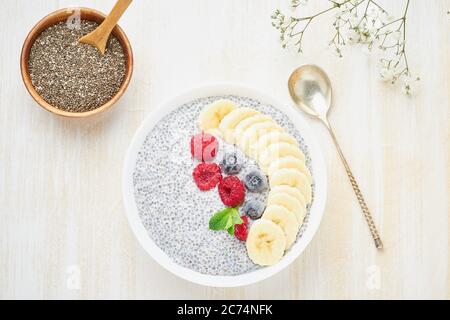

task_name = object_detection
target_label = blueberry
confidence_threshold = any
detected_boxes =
[242,199,265,220]
[219,152,242,175]
[244,170,268,192]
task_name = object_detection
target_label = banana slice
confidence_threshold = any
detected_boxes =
[270,168,312,204]
[268,156,312,184]
[254,131,299,159]
[198,99,236,132]
[267,192,306,224]
[258,142,306,173]
[262,205,299,249]
[219,107,260,144]
[233,114,271,144]
[246,219,286,266]
[270,185,307,208]
[238,121,283,155]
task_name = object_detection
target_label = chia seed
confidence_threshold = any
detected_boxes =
[28,20,126,112]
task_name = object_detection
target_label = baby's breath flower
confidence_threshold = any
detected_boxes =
[271,0,416,95]
[347,29,360,43]
[380,67,395,82]
[293,0,307,6]
[402,76,413,95]
[291,0,308,10]
[401,74,420,95]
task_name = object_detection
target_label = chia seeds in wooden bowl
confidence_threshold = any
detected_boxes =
[21,8,133,117]
[28,20,126,112]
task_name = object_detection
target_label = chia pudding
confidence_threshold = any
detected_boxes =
[132,95,314,276]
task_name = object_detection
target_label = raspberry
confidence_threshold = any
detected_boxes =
[235,216,248,241]
[192,163,222,191]
[218,176,245,207]
[190,132,218,162]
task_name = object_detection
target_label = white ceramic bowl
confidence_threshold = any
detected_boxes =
[123,84,327,287]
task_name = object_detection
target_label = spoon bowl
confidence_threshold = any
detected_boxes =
[79,0,133,55]
[288,65,332,121]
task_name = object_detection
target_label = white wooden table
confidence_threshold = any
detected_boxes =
[0,0,448,299]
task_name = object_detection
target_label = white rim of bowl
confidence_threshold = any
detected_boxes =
[122,84,327,287]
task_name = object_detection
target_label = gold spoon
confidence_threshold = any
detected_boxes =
[288,64,383,249]
[79,0,132,54]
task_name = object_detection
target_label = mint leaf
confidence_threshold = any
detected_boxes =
[209,207,241,237]
[209,208,233,230]
[231,209,243,225]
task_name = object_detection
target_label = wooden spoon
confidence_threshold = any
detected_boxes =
[79,0,132,54]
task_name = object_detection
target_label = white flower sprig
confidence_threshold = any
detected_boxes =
[271,0,419,95]
[290,0,309,10]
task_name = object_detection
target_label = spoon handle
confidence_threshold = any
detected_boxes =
[101,0,133,36]
[78,0,132,54]
[325,121,383,249]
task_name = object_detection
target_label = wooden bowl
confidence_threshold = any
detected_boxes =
[20,7,133,118]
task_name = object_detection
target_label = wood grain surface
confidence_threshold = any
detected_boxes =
[0,0,448,299]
